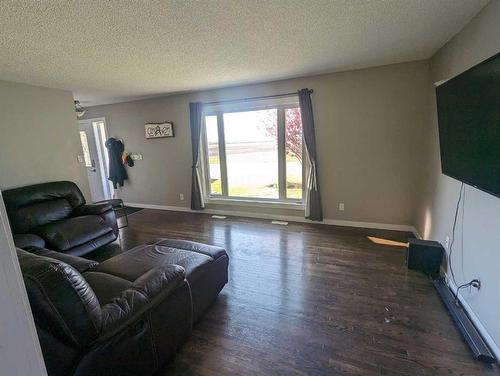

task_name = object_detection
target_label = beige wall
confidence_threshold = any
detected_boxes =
[415,1,500,354]
[0,80,90,198]
[85,60,429,226]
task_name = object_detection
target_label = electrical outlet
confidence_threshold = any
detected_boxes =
[77,155,84,163]
[179,193,184,201]
[445,236,450,249]
[338,203,345,211]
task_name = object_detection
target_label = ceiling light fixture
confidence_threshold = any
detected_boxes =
[74,100,86,118]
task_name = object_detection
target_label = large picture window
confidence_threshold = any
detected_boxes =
[202,98,303,204]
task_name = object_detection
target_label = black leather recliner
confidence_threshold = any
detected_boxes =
[3,181,118,256]
[18,248,192,376]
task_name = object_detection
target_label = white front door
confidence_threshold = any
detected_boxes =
[78,118,112,202]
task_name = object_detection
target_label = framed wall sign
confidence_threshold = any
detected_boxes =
[145,122,174,139]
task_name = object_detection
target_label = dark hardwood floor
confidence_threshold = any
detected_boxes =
[90,209,498,375]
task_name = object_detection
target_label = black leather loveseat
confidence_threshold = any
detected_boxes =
[3,181,118,256]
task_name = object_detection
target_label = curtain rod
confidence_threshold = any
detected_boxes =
[202,89,313,106]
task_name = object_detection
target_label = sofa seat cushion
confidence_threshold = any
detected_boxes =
[34,215,113,252]
[83,271,132,305]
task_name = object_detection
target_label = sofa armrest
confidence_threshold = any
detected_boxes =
[74,203,113,216]
[99,265,186,338]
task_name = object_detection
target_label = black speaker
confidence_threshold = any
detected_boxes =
[407,238,444,278]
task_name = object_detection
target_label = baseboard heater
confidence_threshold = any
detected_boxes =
[433,278,496,364]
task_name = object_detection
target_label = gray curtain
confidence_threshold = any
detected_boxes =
[189,102,205,210]
[298,88,323,221]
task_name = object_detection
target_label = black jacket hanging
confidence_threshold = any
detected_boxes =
[105,138,128,188]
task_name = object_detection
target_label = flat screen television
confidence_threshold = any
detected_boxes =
[436,52,500,198]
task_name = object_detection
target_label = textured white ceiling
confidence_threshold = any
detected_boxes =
[0,0,488,105]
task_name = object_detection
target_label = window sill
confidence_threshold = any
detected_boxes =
[205,197,304,210]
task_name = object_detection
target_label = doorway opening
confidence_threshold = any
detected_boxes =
[78,118,113,202]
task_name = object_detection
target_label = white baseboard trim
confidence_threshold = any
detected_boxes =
[126,203,192,213]
[443,274,500,362]
[125,202,419,235]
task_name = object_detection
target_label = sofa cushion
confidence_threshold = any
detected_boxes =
[10,198,73,233]
[84,271,132,305]
[65,231,118,257]
[3,181,86,233]
[34,215,113,251]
